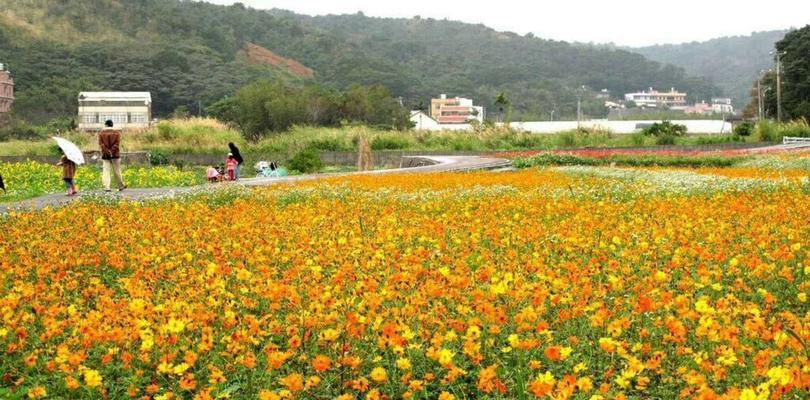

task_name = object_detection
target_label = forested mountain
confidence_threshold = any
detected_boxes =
[0,0,720,125]
[634,30,789,109]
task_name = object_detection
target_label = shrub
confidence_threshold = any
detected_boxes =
[643,121,687,137]
[655,135,677,145]
[0,121,46,141]
[756,119,810,143]
[149,151,170,166]
[734,121,755,137]
[371,135,410,150]
[157,122,180,140]
[288,148,324,174]
[307,137,350,152]
[756,120,779,142]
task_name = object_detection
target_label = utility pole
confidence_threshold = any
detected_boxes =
[576,85,586,129]
[757,78,762,121]
[772,51,786,122]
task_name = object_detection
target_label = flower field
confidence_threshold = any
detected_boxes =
[0,167,808,400]
[0,161,205,203]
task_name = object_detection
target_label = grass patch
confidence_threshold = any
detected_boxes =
[513,153,746,169]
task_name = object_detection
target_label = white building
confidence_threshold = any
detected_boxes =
[624,88,687,108]
[430,94,485,124]
[711,98,734,114]
[78,92,152,131]
[410,110,441,130]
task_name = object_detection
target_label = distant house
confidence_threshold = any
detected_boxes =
[0,63,14,124]
[684,102,713,115]
[78,92,152,131]
[410,110,440,130]
[624,88,687,108]
[711,98,734,114]
[684,99,734,116]
[430,94,484,124]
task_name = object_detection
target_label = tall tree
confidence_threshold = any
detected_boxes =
[775,26,810,121]
[494,92,511,123]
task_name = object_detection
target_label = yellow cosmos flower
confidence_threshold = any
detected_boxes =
[370,367,387,383]
[83,369,103,388]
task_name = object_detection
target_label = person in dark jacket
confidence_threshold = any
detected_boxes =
[98,120,127,191]
[228,142,244,180]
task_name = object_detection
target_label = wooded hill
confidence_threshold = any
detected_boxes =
[633,30,789,109]
[0,0,720,125]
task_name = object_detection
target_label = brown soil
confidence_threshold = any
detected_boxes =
[240,43,315,79]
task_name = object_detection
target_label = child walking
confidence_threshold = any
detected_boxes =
[226,153,238,181]
[57,154,78,196]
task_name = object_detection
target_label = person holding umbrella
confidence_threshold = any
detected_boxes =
[52,136,86,196]
[57,152,78,196]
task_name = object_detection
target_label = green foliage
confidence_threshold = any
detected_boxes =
[288,148,324,174]
[643,121,688,137]
[777,26,810,121]
[149,151,170,166]
[756,119,810,142]
[556,132,578,148]
[514,153,743,169]
[733,121,755,137]
[0,0,721,124]
[694,135,743,145]
[306,137,351,152]
[223,80,409,140]
[371,135,410,150]
[655,135,676,145]
[0,120,48,141]
[630,132,646,146]
[172,106,190,119]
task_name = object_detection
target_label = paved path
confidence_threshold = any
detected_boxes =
[0,156,510,212]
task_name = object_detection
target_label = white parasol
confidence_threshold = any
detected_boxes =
[52,137,86,165]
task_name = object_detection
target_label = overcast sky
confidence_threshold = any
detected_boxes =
[203,0,808,46]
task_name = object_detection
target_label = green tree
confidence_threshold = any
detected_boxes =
[776,25,810,121]
[494,92,511,123]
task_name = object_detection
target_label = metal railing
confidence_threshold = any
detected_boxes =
[783,136,810,144]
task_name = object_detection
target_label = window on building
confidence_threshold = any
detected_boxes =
[130,114,148,124]
[99,113,128,125]
[81,114,98,124]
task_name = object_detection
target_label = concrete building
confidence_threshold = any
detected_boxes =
[78,92,152,131]
[711,98,734,114]
[430,94,484,124]
[0,63,14,123]
[624,88,687,108]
